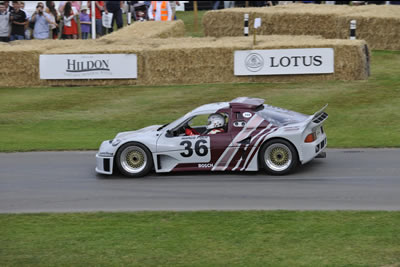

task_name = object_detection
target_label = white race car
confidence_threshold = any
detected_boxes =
[96,97,327,177]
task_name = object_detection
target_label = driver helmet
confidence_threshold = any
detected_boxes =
[207,113,225,130]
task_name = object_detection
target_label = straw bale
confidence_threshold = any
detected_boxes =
[203,4,400,50]
[136,36,369,85]
[31,36,369,87]
[0,39,101,87]
[99,20,185,44]
[0,24,369,87]
[0,20,184,87]
[0,48,41,87]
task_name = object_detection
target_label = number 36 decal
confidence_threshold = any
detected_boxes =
[180,139,209,157]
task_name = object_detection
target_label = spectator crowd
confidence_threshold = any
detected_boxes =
[212,1,400,8]
[0,1,181,42]
[1,1,399,42]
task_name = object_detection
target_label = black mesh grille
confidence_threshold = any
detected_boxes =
[313,112,328,124]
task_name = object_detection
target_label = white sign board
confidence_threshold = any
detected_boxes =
[40,54,137,79]
[234,48,334,76]
[254,18,261,29]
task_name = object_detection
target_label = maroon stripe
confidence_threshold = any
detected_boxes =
[225,143,247,171]
[243,127,278,170]
[213,115,264,170]
[236,127,275,171]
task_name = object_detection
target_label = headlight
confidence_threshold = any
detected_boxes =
[112,138,121,146]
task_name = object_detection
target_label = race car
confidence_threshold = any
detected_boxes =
[96,97,328,177]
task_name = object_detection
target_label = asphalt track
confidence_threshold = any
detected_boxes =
[0,149,399,213]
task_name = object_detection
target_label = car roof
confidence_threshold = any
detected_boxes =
[188,97,266,116]
[230,97,265,109]
[189,102,230,115]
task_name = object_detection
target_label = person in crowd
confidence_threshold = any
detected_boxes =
[88,1,104,37]
[10,1,27,40]
[169,1,180,20]
[104,1,123,34]
[4,1,13,12]
[71,1,81,12]
[19,1,31,39]
[224,1,235,8]
[31,2,56,39]
[79,5,90,39]
[0,1,10,42]
[148,1,172,21]
[58,1,80,16]
[46,1,59,39]
[62,1,78,39]
[127,1,138,21]
[213,1,220,9]
[58,1,66,13]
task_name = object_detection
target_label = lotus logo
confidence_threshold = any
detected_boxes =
[245,53,264,72]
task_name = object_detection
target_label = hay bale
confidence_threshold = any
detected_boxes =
[99,20,185,44]
[137,36,369,85]
[0,21,184,87]
[0,47,41,87]
[37,35,369,87]
[0,39,101,87]
[0,23,369,87]
[202,4,400,50]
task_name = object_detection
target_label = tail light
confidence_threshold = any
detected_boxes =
[304,133,316,143]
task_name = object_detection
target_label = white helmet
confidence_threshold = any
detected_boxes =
[207,113,225,130]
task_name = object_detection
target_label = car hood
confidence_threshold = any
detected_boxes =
[115,125,162,139]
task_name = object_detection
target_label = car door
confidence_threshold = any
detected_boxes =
[213,109,269,171]
[155,113,232,172]
[156,131,212,172]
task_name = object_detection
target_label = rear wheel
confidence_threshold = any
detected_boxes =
[259,139,298,175]
[116,142,153,177]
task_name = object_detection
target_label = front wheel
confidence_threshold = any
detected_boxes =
[259,139,298,175]
[115,142,153,177]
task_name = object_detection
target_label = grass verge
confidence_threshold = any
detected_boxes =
[0,50,399,151]
[1,211,400,266]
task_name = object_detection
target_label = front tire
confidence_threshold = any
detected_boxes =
[259,139,298,175]
[115,142,153,177]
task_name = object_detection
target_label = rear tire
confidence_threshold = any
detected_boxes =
[115,142,153,178]
[259,139,298,175]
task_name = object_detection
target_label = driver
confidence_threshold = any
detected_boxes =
[206,113,225,134]
[185,125,199,136]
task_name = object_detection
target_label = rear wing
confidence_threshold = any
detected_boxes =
[304,104,328,129]
[312,104,328,124]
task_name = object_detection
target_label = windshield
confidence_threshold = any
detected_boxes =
[257,105,309,126]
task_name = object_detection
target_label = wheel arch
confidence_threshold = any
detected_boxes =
[113,141,153,173]
[258,137,300,166]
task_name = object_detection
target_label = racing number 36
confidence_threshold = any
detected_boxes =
[180,139,208,157]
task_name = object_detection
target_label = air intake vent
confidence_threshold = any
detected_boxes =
[313,112,328,124]
[104,158,110,172]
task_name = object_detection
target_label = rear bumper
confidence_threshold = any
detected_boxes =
[300,134,327,164]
